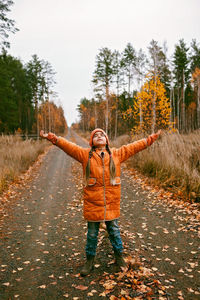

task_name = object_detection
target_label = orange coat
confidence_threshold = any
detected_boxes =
[56,137,148,222]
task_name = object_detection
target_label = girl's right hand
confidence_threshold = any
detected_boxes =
[40,130,58,144]
[40,130,48,139]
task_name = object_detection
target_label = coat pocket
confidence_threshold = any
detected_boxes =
[87,177,96,186]
[111,176,121,185]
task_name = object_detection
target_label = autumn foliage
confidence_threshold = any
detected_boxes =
[37,101,67,134]
[124,75,172,134]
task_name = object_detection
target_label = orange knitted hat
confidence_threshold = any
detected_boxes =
[89,128,109,147]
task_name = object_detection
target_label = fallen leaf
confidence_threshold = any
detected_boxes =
[110,296,118,300]
[2,282,10,286]
[74,285,88,291]
[178,268,184,273]
[103,280,117,290]
[38,285,46,289]
[187,262,196,268]
[99,291,107,297]
[177,291,183,296]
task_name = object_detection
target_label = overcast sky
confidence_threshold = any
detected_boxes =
[8,0,200,126]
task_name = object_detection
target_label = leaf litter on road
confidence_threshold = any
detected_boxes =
[1,132,200,299]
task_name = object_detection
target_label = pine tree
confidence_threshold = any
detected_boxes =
[121,43,136,98]
[0,0,18,48]
[190,39,200,72]
[93,47,115,134]
[0,50,33,133]
[26,55,56,137]
[173,39,190,131]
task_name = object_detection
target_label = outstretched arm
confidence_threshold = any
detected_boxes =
[40,130,88,163]
[116,130,162,163]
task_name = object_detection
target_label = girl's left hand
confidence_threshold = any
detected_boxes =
[155,129,162,137]
[147,130,162,146]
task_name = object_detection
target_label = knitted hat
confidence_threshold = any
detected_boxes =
[89,128,109,147]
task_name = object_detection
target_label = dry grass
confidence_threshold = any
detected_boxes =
[0,135,48,193]
[111,131,200,202]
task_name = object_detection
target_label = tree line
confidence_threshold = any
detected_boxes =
[0,0,67,135]
[76,39,200,137]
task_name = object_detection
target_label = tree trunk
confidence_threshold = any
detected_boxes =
[114,82,120,139]
[35,96,39,140]
[182,71,186,132]
[197,78,200,128]
[128,68,131,98]
[48,101,51,132]
[177,85,180,131]
[173,88,176,129]
[105,83,109,134]
[114,97,118,139]
[139,99,143,131]
[170,88,172,129]
[152,75,156,133]
[94,101,97,128]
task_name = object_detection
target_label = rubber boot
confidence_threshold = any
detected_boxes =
[114,252,126,268]
[80,255,95,276]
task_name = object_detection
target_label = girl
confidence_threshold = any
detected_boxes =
[40,128,161,276]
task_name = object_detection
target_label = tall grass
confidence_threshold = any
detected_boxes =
[112,131,200,202]
[0,135,48,193]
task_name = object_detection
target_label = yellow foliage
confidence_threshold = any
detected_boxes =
[125,75,173,133]
[191,67,200,82]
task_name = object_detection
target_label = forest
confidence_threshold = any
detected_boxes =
[1,2,200,138]
[0,1,67,135]
[76,40,200,138]
[0,51,67,135]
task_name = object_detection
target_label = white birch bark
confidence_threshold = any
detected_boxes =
[105,84,109,134]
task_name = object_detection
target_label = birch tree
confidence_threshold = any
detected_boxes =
[135,48,147,129]
[112,50,124,138]
[132,75,172,133]
[148,41,169,131]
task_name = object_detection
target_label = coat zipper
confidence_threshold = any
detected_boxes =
[101,152,106,220]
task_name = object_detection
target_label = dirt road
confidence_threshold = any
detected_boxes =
[0,130,199,299]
